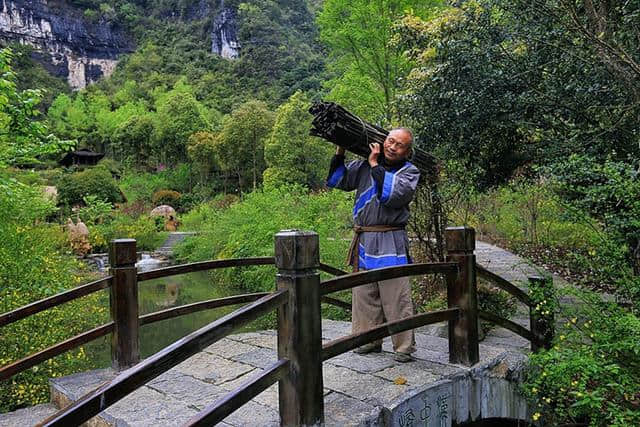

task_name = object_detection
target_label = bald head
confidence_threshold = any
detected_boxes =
[383,128,413,164]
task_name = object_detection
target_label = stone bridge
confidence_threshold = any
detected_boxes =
[47,321,528,427]
[0,240,559,426]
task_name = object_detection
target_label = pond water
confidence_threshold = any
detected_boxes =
[86,269,267,368]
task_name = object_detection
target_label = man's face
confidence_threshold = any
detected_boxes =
[383,129,412,164]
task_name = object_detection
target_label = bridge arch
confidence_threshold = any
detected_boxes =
[378,352,532,426]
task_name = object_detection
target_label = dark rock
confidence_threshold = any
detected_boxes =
[0,0,133,88]
[211,4,239,58]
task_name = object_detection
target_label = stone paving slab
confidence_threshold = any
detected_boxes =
[46,321,529,427]
[0,403,57,427]
[475,240,569,289]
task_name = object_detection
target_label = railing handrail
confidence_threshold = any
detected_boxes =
[137,256,276,281]
[321,262,459,295]
[0,258,349,382]
[4,228,556,427]
[139,292,269,325]
[318,262,348,276]
[1,257,347,332]
[0,292,282,382]
[322,308,460,361]
[476,264,533,307]
[478,310,537,344]
[0,276,113,328]
[0,322,115,381]
[38,290,289,427]
[185,359,290,426]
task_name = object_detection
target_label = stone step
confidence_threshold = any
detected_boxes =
[0,403,57,427]
[155,232,197,254]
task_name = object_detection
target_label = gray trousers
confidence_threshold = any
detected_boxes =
[352,276,416,354]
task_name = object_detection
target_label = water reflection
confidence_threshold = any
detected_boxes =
[86,270,258,367]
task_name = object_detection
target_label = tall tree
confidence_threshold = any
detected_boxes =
[396,0,640,187]
[213,100,274,192]
[0,48,73,168]
[187,131,217,184]
[263,91,332,189]
[154,91,210,166]
[317,0,443,124]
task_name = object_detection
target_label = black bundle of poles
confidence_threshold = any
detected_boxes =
[309,102,438,184]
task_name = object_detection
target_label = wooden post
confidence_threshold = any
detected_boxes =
[529,276,554,351]
[445,226,479,366]
[109,239,140,370]
[275,230,324,426]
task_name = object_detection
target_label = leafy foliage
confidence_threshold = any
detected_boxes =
[151,189,182,209]
[213,100,274,192]
[175,186,353,294]
[56,166,124,207]
[0,176,105,412]
[0,48,74,168]
[263,91,332,190]
[524,291,640,426]
[317,0,443,123]
[397,0,640,187]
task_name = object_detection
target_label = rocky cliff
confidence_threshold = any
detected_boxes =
[211,1,239,59]
[0,0,133,89]
[0,0,241,89]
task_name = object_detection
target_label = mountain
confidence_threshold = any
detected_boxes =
[0,0,325,107]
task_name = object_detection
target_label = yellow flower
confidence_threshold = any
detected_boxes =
[532,412,541,421]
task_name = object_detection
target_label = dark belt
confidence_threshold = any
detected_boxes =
[347,225,405,272]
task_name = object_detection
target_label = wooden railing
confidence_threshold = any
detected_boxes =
[476,266,555,351]
[0,226,555,426]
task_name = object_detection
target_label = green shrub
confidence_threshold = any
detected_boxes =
[76,195,113,225]
[119,171,170,204]
[0,179,106,412]
[179,193,239,231]
[151,189,181,209]
[57,166,124,207]
[523,290,640,426]
[453,180,601,250]
[90,214,166,253]
[175,186,353,292]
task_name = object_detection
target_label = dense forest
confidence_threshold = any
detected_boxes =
[1,0,639,424]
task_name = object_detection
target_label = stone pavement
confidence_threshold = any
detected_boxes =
[49,321,527,427]
[474,240,570,351]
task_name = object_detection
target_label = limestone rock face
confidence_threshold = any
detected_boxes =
[0,0,132,89]
[211,5,239,59]
[0,0,241,89]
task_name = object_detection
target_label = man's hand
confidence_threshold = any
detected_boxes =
[368,143,381,167]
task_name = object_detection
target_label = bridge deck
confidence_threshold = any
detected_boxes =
[49,320,528,427]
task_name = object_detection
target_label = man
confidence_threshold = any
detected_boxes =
[326,128,420,362]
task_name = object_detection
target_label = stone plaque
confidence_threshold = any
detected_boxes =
[385,380,453,427]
